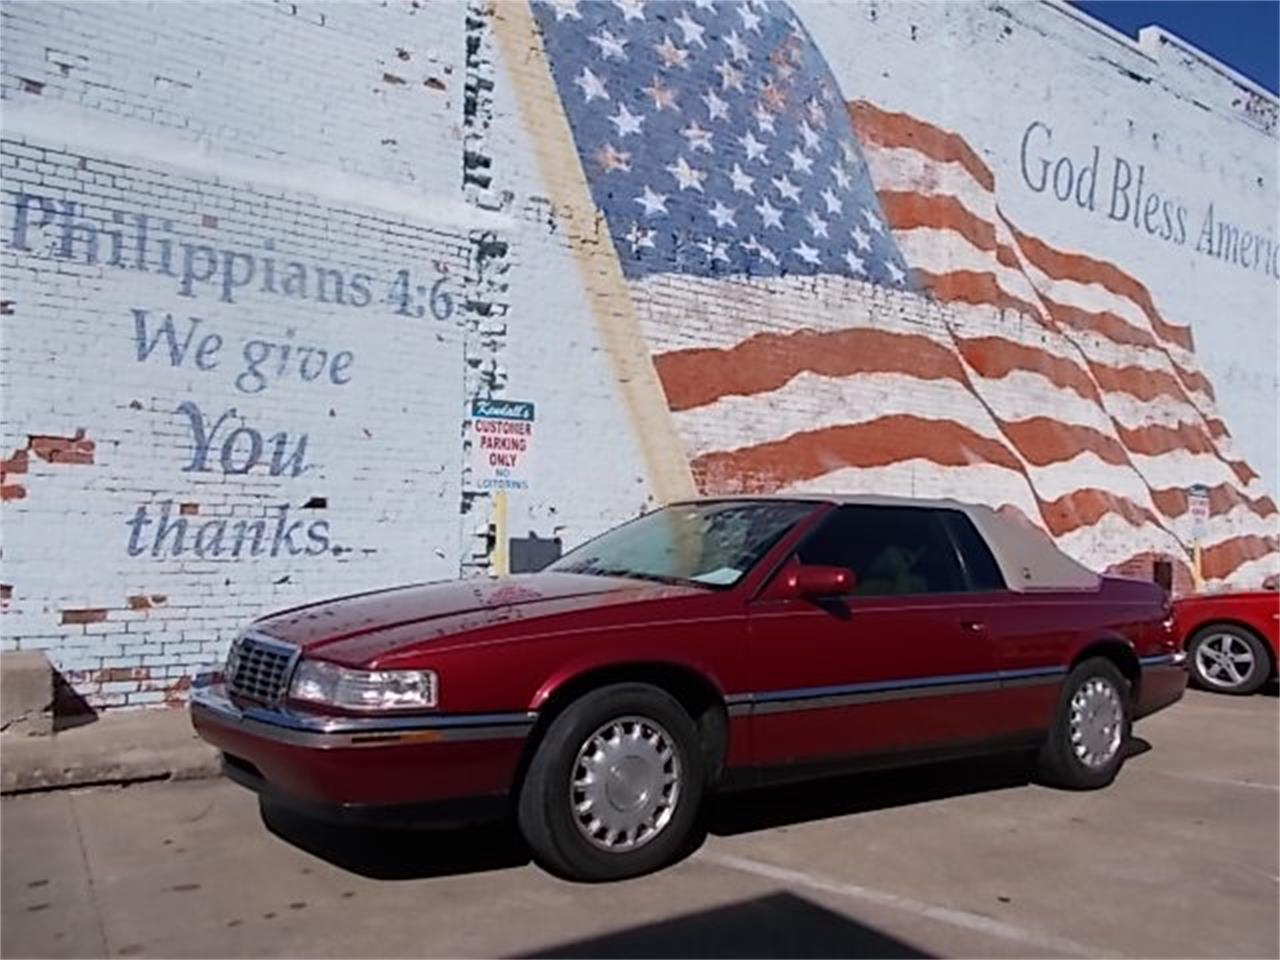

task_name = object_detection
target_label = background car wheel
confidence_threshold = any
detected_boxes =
[1188,624,1270,695]
[517,682,704,882]
[1036,657,1132,790]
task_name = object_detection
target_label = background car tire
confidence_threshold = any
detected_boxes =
[1036,657,1132,790]
[1187,624,1270,695]
[517,682,704,882]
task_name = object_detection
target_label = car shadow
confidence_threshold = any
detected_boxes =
[260,751,1066,881]
[258,799,532,880]
[516,891,931,959]
[703,752,1036,837]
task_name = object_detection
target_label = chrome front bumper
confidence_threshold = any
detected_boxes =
[189,685,536,749]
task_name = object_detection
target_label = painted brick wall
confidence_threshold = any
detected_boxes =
[0,0,476,707]
[2,0,1276,710]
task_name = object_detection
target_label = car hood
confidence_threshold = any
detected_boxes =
[251,572,710,665]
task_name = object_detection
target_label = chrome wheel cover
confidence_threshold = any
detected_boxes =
[1195,633,1256,689]
[1069,676,1123,769]
[570,715,681,852]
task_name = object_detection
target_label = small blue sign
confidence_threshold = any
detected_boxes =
[471,399,535,421]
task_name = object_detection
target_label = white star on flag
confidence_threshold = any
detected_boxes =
[787,146,814,175]
[590,28,628,60]
[610,102,644,137]
[709,200,737,228]
[728,162,755,194]
[755,196,783,229]
[667,155,706,191]
[724,30,749,62]
[702,88,729,121]
[793,240,820,265]
[681,121,714,152]
[634,185,668,216]
[673,11,707,48]
[654,36,689,69]
[772,174,801,202]
[740,131,768,162]
[612,0,644,22]
[575,66,608,102]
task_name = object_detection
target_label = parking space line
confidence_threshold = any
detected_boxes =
[1151,771,1279,792]
[697,850,1106,958]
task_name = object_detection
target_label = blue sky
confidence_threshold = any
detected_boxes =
[1074,1,1279,94]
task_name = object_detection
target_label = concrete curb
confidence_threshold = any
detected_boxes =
[1,707,219,794]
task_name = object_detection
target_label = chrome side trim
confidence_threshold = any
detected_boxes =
[727,665,1068,716]
[752,678,1003,715]
[1140,652,1185,667]
[191,685,535,750]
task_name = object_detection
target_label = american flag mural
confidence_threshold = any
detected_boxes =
[529,0,1278,587]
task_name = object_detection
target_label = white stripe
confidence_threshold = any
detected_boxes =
[698,850,1100,957]
[863,146,997,218]
[1209,553,1280,588]
[1019,259,1173,349]
[1100,391,1224,434]
[672,371,1004,460]
[1060,329,1215,410]
[895,228,1047,313]
[1127,449,1267,499]
[1019,452,1161,509]
[969,369,1114,435]
[1057,512,1188,571]
[634,274,953,355]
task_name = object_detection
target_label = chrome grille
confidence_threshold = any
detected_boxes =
[226,634,297,703]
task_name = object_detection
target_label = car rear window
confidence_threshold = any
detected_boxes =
[940,511,1007,591]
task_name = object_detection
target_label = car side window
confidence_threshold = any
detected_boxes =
[796,506,967,596]
[941,511,1007,591]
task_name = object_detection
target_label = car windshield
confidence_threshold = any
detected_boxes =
[547,500,817,589]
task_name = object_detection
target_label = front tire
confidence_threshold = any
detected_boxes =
[1188,624,1270,695]
[1037,657,1132,790]
[516,683,704,882]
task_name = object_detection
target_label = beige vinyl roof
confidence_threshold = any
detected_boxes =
[685,493,1103,592]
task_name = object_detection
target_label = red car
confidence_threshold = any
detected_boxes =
[191,495,1186,881]
[1175,590,1279,695]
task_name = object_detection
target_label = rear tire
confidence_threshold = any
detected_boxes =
[1188,624,1270,695]
[516,683,704,882]
[1037,657,1131,790]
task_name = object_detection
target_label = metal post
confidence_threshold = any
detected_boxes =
[492,490,509,577]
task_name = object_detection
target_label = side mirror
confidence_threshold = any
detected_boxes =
[779,564,856,599]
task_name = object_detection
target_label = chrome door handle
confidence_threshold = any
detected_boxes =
[960,620,987,633]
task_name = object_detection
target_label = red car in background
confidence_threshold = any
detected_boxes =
[1175,589,1279,695]
[192,495,1186,881]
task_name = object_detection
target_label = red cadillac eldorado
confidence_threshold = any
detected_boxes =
[191,495,1187,880]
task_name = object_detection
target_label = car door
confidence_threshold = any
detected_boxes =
[746,505,1008,769]
[934,508,1069,738]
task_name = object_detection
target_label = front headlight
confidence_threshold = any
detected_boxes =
[289,660,437,711]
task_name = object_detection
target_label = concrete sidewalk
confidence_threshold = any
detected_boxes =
[0,707,218,794]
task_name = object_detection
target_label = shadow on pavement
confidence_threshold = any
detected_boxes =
[705,753,1036,837]
[258,799,531,880]
[259,752,1055,881]
[516,891,931,958]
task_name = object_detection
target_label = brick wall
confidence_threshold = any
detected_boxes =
[1,0,1275,709]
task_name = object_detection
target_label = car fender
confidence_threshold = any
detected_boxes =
[528,652,729,715]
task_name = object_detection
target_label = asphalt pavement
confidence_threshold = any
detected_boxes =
[3,687,1276,959]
